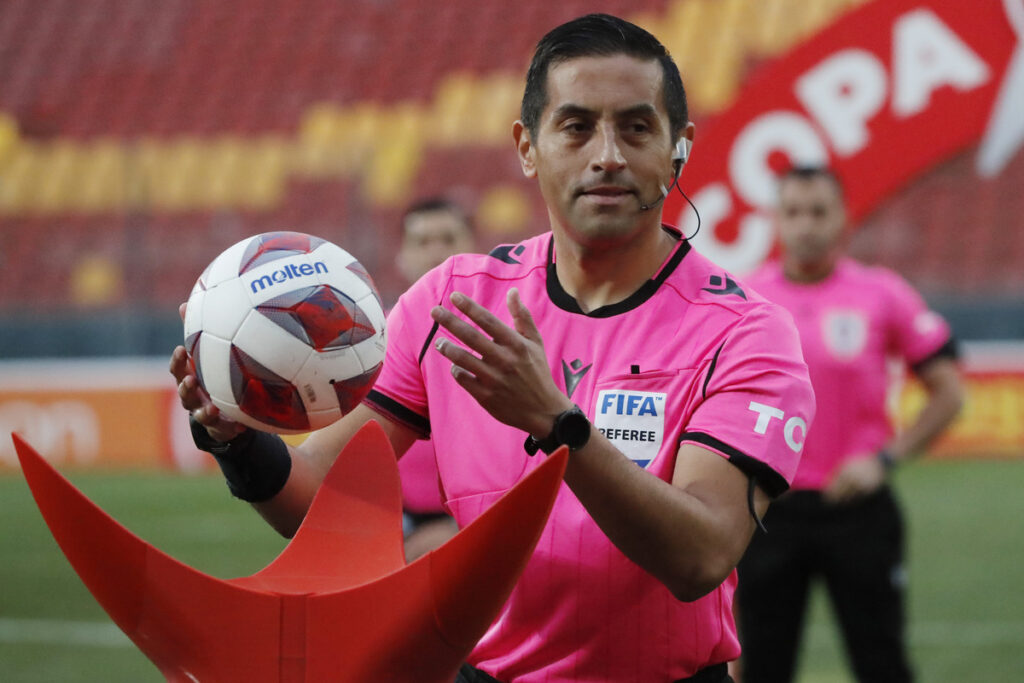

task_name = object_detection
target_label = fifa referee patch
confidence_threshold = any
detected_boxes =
[594,390,666,468]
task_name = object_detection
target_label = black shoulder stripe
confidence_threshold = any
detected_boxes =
[363,390,430,438]
[702,343,725,400]
[680,431,789,498]
[416,271,453,365]
[911,336,959,375]
[417,320,440,365]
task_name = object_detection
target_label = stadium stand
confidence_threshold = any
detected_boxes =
[0,0,1021,354]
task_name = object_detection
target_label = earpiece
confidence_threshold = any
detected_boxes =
[672,138,692,167]
[638,138,692,212]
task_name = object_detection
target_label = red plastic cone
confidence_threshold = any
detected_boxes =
[13,422,567,682]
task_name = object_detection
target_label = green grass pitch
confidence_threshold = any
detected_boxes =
[1,458,1022,682]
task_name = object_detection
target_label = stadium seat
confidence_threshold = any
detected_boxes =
[0,0,1019,314]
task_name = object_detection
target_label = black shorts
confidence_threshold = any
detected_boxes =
[736,487,911,683]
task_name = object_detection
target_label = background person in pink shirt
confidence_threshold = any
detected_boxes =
[735,166,965,683]
[173,15,816,682]
[395,197,475,561]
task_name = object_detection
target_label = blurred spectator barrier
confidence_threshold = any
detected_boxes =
[2,343,1023,472]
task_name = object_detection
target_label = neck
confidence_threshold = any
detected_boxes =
[552,224,676,313]
[783,256,837,283]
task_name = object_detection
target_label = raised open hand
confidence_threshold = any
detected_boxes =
[430,288,572,438]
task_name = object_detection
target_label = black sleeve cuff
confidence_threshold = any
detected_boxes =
[680,431,790,498]
[911,336,959,375]
[363,389,431,438]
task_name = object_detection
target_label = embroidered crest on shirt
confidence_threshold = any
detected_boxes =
[561,359,592,399]
[594,390,667,468]
[822,309,868,360]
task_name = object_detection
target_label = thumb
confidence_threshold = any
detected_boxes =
[507,288,541,342]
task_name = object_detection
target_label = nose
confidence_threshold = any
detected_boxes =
[592,123,626,173]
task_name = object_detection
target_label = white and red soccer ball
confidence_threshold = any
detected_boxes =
[183,231,386,434]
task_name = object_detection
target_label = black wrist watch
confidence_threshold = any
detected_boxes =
[524,405,591,456]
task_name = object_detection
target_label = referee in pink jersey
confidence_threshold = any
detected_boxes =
[735,166,964,683]
[173,15,817,682]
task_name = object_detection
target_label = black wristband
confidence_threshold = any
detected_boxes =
[189,415,292,503]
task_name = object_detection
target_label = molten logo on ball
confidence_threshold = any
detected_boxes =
[248,261,329,293]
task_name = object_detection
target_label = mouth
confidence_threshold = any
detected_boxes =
[578,186,635,205]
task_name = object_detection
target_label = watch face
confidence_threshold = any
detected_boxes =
[556,408,590,450]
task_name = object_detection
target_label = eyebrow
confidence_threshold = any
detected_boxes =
[551,103,660,121]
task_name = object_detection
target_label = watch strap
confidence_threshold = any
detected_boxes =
[524,431,559,456]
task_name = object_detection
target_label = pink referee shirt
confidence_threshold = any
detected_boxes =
[746,258,952,491]
[366,228,815,681]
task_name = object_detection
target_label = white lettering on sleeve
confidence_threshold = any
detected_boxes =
[784,416,808,453]
[748,401,785,434]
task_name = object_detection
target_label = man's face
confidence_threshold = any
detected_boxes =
[397,209,474,283]
[776,176,846,271]
[514,54,684,248]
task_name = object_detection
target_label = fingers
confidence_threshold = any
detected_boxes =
[508,288,541,342]
[178,302,187,322]
[169,345,198,382]
[430,291,519,395]
[430,290,539,357]
[431,290,533,382]
[170,344,214,415]
[190,401,223,427]
[176,370,235,437]
[822,482,848,504]
[177,372,210,412]
[445,354,488,402]
[824,470,860,503]
[430,301,500,360]
[433,335,491,381]
[171,315,246,443]
[447,291,521,347]
[169,345,189,381]
[823,458,885,504]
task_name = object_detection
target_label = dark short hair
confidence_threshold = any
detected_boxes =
[780,166,845,198]
[401,197,473,235]
[521,13,688,140]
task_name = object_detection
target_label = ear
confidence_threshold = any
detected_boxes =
[512,121,537,179]
[673,122,696,169]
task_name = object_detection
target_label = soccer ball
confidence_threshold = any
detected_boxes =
[183,231,386,434]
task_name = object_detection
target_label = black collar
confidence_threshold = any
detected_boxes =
[545,227,691,318]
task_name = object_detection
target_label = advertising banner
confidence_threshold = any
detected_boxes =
[668,0,1024,274]
[1,348,1022,471]
[0,360,209,472]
